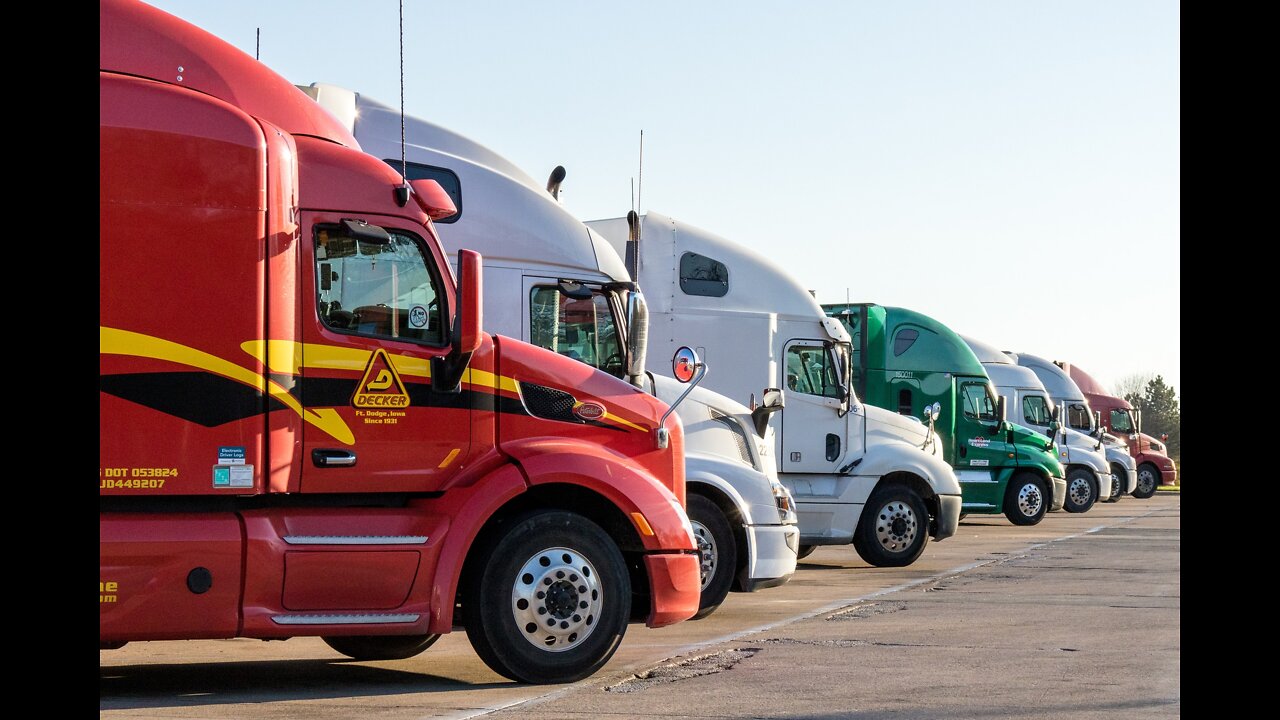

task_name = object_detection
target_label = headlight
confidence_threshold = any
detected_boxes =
[771,481,797,522]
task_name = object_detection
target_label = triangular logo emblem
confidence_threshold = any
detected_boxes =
[352,349,410,408]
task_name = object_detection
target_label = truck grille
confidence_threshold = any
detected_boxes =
[519,383,578,423]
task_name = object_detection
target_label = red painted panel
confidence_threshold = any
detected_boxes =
[99,514,243,642]
[643,553,701,628]
[283,551,420,610]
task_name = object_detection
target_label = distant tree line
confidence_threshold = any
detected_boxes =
[1115,373,1180,462]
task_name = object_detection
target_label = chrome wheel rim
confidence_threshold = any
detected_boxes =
[1111,471,1121,498]
[1018,482,1043,517]
[1069,476,1093,506]
[691,520,718,591]
[1137,468,1156,494]
[874,500,918,553]
[512,546,602,653]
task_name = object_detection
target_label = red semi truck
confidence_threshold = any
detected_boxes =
[99,0,699,684]
[1059,362,1177,498]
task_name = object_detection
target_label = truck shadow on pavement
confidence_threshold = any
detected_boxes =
[99,658,508,710]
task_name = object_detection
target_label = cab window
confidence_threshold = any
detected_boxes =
[960,382,997,422]
[1067,403,1092,431]
[1022,395,1053,426]
[786,345,845,399]
[530,287,624,378]
[1110,409,1134,433]
[315,226,445,345]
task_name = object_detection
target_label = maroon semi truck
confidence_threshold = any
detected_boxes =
[1058,362,1177,498]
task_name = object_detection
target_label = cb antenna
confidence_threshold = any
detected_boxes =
[394,0,410,207]
[636,129,644,214]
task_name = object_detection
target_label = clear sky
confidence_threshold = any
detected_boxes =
[143,0,1180,396]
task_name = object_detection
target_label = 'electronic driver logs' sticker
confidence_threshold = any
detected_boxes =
[213,464,254,488]
[352,348,410,408]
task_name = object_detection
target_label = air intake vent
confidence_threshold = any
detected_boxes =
[520,383,578,423]
[709,408,753,466]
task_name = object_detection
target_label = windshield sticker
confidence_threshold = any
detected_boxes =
[408,305,429,329]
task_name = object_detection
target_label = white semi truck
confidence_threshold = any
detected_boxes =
[962,336,1116,512]
[585,212,962,567]
[305,84,798,617]
[1009,352,1139,501]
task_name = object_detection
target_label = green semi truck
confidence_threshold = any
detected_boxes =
[824,303,1066,525]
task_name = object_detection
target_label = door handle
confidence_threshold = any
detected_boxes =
[312,449,356,467]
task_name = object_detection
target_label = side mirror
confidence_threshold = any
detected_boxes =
[409,179,458,221]
[657,347,708,449]
[457,250,483,354]
[750,387,785,438]
[625,291,649,387]
[996,396,1007,423]
[1161,433,1169,442]
[673,346,700,383]
[431,249,483,394]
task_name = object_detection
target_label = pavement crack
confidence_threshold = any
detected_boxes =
[604,648,760,693]
[825,600,908,621]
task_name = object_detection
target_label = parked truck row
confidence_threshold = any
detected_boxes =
[100,0,1176,686]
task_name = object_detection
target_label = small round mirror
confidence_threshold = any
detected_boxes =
[672,346,700,383]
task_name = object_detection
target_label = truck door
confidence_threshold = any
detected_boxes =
[781,340,850,473]
[953,379,1015,510]
[299,217,469,493]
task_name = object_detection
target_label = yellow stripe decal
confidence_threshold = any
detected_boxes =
[437,448,461,469]
[240,340,518,393]
[605,411,649,433]
[105,328,355,445]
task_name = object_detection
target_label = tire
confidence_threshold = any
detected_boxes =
[462,510,629,684]
[796,545,816,560]
[687,493,737,620]
[852,483,930,567]
[1003,472,1048,526]
[322,634,440,661]
[1063,468,1098,514]
[1104,464,1124,503]
[958,513,969,521]
[1132,463,1160,499]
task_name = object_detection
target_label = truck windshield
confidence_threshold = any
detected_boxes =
[1110,409,1136,433]
[530,286,625,379]
[960,382,998,423]
[1022,395,1053,426]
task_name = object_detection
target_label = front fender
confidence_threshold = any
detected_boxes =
[504,437,696,553]
[685,451,776,525]
[854,439,961,496]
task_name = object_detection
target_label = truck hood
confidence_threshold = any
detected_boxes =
[649,373,777,479]
[863,404,931,445]
[1008,421,1053,454]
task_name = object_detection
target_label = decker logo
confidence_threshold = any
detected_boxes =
[352,349,410,408]
[574,402,606,421]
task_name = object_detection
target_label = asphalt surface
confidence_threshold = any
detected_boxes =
[100,494,1180,719]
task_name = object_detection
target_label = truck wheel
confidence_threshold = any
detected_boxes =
[1132,464,1159,499]
[796,545,816,560]
[1063,468,1098,513]
[322,633,440,661]
[852,484,929,567]
[1003,473,1048,526]
[687,493,737,620]
[463,510,629,684]
[1104,464,1124,503]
